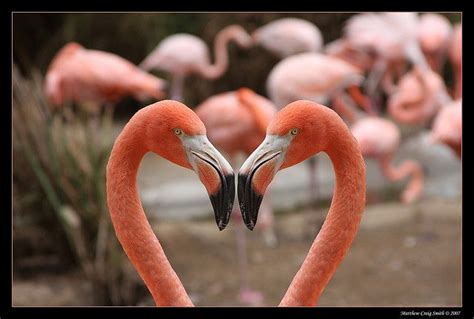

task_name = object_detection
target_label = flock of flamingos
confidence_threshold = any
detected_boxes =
[42,13,462,307]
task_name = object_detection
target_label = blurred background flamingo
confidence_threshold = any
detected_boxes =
[251,18,323,58]
[44,42,168,112]
[139,25,252,102]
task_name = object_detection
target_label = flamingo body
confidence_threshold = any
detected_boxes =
[267,53,364,109]
[141,34,212,76]
[252,18,323,58]
[44,42,167,107]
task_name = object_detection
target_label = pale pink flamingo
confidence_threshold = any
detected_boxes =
[449,23,462,99]
[417,13,453,73]
[266,52,372,204]
[429,99,462,158]
[106,100,235,306]
[238,100,366,306]
[139,25,252,101]
[195,88,277,306]
[251,18,323,58]
[387,66,451,126]
[328,87,425,204]
[44,42,168,110]
[350,117,425,204]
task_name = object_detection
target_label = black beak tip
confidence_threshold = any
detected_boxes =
[209,173,235,232]
[237,172,263,232]
[217,223,226,231]
[246,221,255,231]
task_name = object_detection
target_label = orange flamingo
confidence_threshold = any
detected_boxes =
[139,25,252,101]
[429,99,462,158]
[44,42,168,109]
[417,13,453,73]
[238,100,366,306]
[106,100,235,306]
[449,23,462,99]
[387,66,451,126]
[251,18,323,58]
[266,52,372,204]
[195,88,276,305]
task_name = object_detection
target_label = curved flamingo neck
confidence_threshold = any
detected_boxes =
[106,122,193,307]
[237,88,273,134]
[379,155,424,203]
[279,118,366,306]
[198,27,241,79]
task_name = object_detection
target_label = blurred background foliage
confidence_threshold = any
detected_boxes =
[12,12,462,306]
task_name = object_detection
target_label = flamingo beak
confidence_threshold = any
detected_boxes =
[186,136,235,231]
[238,135,288,230]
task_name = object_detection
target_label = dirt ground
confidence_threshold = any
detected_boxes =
[13,197,461,307]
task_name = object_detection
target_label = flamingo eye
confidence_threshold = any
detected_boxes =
[290,128,299,136]
[173,128,183,136]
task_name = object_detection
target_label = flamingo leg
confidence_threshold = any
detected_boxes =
[230,156,264,306]
[170,75,185,102]
[257,194,277,247]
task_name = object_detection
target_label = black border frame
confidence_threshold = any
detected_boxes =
[5,2,470,319]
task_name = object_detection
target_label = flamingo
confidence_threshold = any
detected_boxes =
[387,66,451,126]
[417,13,453,73]
[449,23,462,99]
[139,25,252,101]
[195,88,277,305]
[237,100,366,306]
[266,52,372,204]
[429,99,462,159]
[44,42,168,110]
[329,88,425,204]
[106,100,235,306]
[350,117,425,204]
[251,18,323,58]
[343,12,430,107]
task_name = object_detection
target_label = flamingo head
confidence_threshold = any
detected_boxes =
[142,101,235,230]
[238,100,331,229]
